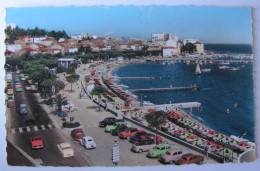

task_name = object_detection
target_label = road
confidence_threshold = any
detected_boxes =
[6,73,88,166]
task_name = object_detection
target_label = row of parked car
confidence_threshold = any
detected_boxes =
[98,117,204,165]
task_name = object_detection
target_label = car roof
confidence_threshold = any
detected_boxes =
[83,136,93,140]
[72,128,83,132]
[59,142,72,148]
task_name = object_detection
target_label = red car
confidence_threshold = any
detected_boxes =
[7,100,15,108]
[30,137,43,149]
[119,128,145,139]
[71,128,85,140]
[135,134,163,144]
[7,84,13,89]
[175,153,204,165]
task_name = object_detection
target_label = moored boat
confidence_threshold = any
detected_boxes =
[201,68,211,72]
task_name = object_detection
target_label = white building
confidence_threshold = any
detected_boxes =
[33,36,46,44]
[162,47,178,57]
[151,33,169,43]
[183,39,198,45]
[68,47,78,53]
[6,44,22,52]
[57,58,75,68]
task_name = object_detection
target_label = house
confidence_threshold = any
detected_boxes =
[6,44,22,52]
[57,58,75,68]
[18,36,34,44]
[33,36,46,44]
[162,47,178,57]
[151,33,169,43]
[68,47,78,53]
[41,38,56,46]
[25,48,38,55]
[52,49,62,54]
[194,41,204,54]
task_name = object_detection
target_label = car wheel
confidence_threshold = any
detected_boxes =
[138,149,143,153]
[170,160,174,164]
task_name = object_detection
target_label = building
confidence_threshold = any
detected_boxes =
[57,58,75,68]
[6,44,22,52]
[33,36,46,44]
[162,47,178,57]
[194,41,204,54]
[151,33,169,43]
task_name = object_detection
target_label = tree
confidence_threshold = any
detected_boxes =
[181,43,197,54]
[66,74,80,92]
[91,86,107,111]
[66,67,75,75]
[56,94,68,113]
[41,78,56,98]
[144,110,167,144]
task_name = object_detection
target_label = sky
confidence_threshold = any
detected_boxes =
[6,6,253,44]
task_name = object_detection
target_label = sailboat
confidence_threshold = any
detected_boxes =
[195,63,202,75]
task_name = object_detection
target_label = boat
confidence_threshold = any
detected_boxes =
[195,63,202,75]
[229,67,240,71]
[201,68,211,72]
[219,61,230,65]
[118,84,129,88]
[219,65,230,69]
[142,101,154,106]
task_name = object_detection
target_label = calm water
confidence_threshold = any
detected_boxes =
[204,44,253,54]
[113,62,255,141]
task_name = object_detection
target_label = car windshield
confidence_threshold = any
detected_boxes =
[155,146,161,150]
[76,132,83,135]
[33,137,41,141]
[88,139,93,142]
[62,147,72,150]
[166,151,171,155]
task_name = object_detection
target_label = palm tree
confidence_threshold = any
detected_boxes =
[145,110,167,144]
[56,94,68,113]
[91,86,107,111]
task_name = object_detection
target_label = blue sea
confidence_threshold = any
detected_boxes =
[204,44,253,54]
[112,59,255,142]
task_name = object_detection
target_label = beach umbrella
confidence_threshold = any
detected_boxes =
[187,135,199,139]
[214,134,224,139]
[206,141,215,146]
[126,98,132,102]
[187,121,195,127]
[208,130,218,135]
[180,132,190,137]
[221,148,232,154]
[195,138,204,144]
[134,108,140,111]
[211,144,224,149]
[237,142,248,147]
[229,140,238,144]
[175,130,186,134]
[123,106,131,110]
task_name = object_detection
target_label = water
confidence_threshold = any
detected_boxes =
[204,44,253,54]
[112,62,255,142]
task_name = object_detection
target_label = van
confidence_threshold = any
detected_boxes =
[19,104,27,115]
[131,139,156,153]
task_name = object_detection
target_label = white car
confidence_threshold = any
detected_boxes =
[57,142,74,157]
[79,136,96,149]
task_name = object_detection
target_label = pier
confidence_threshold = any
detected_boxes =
[112,76,155,80]
[141,102,201,110]
[129,85,197,93]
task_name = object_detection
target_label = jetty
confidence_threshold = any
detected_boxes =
[141,102,201,110]
[129,85,198,93]
[112,76,155,80]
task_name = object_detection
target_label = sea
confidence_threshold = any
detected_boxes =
[112,44,255,142]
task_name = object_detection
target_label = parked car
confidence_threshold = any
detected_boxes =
[135,134,163,144]
[159,149,188,164]
[99,117,124,128]
[131,139,156,153]
[30,137,43,149]
[129,131,149,143]
[16,87,22,92]
[7,100,15,108]
[14,78,19,82]
[71,128,85,140]
[25,85,32,91]
[111,124,128,136]
[146,144,176,158]
[79,136,96,149]
[105,122,130,133]
[24,80,29,85]
[21,77,26,81]
[7,89,13,95]
[15,83,21,88]
[175,153,204,165]
[7,84,12,89]
[119,128,144,139]
[19,104,27,115]
[57,142,74,157]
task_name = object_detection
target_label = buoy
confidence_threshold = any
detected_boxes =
[226,108,230,114]
[234,103,238,108]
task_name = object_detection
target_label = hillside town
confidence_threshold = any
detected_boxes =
[5,26,205,58]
